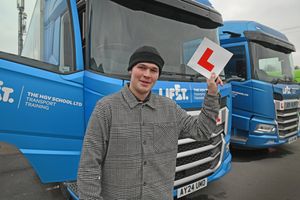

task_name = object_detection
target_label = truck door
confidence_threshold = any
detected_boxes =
[223,42,253,136]
[0,0,84,182]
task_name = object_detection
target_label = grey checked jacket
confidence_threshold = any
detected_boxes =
[77,84,220,200]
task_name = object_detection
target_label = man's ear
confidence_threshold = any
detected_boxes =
[128,70,132,75]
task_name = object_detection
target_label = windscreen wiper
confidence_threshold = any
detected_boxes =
[225,75,245,82]
[160,71,195,77]
[271,77,295,84]
[160,71,207,81]
[194,73,227,80]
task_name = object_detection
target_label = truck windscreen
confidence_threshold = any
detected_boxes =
[88,0,219,82]
[250,42,295,84]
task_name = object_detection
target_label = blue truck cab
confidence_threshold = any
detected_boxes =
[0,0,231,199]
[219,20,300,148]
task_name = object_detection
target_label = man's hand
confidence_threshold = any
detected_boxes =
[207,73,223,95]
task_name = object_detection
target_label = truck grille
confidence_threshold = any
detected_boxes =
[274,99,299,138]
[174,104,228,187]
[174,128,224,187]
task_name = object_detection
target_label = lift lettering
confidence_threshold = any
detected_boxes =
[159,84,188,101]
[0,80,14,103]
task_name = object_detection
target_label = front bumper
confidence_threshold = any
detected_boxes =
[232,132,299,148]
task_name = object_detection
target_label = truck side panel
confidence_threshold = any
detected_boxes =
[0,57,84,182]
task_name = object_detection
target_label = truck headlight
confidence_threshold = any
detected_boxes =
[254,124,276,134]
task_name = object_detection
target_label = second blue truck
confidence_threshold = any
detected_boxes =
[220,20,300,148]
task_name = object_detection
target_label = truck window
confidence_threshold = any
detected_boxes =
[88,0,219,82]
[0,0,75,73]
[250,42,294,83]
[224,46,247,79]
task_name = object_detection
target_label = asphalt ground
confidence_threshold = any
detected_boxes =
[1,139,300,200]
[186,139,300,200]
[0,143,65,200]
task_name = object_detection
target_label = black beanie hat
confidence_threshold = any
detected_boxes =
[128,46,164,75]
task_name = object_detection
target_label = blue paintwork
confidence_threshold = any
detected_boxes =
[0,59,84,182]
[219,20,289,41]
[195,0,213,7]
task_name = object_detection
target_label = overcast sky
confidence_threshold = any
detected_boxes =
[0,0,35,54]
[210,0,300,67]
[0,0,299,66]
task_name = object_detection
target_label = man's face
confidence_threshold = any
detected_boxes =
[129,62,159,98]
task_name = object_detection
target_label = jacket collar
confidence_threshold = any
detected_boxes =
[121,84,156,109]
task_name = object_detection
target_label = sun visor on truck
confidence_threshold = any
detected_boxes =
[111,0,223,28]
[244,31,296,53]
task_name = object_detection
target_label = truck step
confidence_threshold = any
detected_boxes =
[64,181,78,199]
[231,135,248,144]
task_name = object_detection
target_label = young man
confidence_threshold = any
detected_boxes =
[77,46,223,200]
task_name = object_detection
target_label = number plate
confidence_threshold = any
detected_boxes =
[288,135,298,144]
[177,178,207,198]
